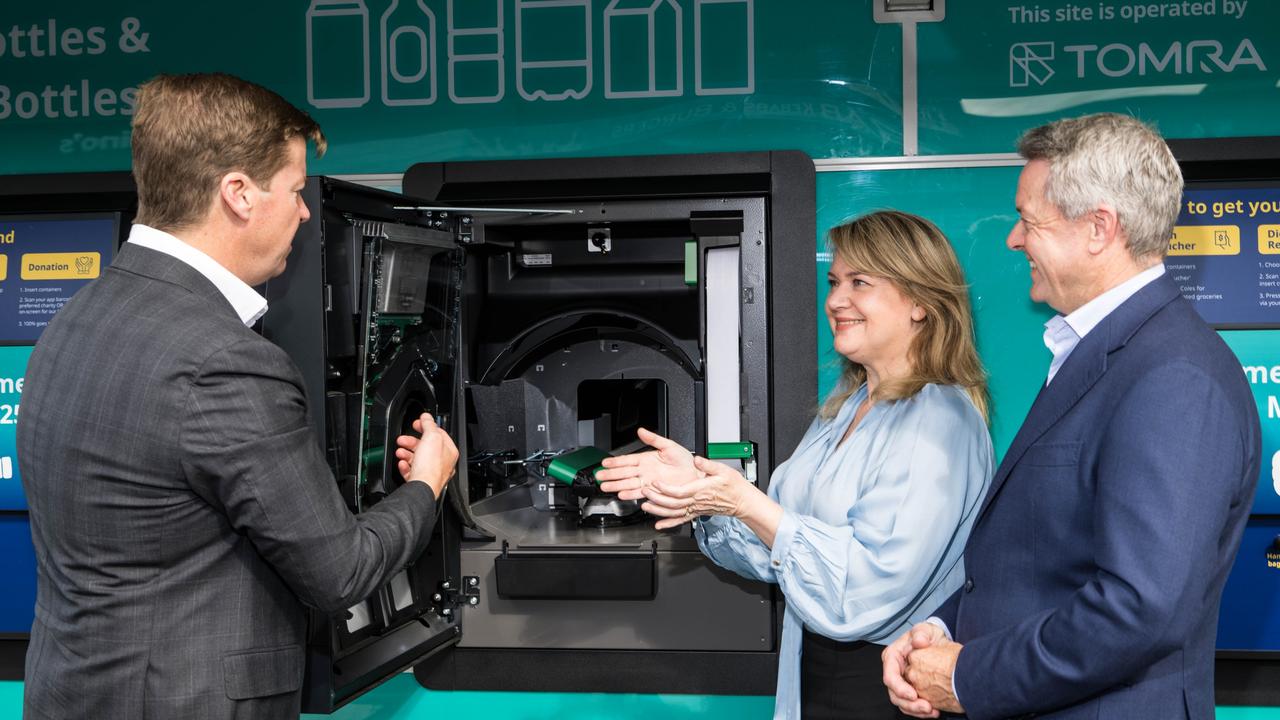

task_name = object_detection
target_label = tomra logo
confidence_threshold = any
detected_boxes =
[1010,39,1266,86]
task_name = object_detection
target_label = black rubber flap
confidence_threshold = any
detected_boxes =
[494,553,657,600]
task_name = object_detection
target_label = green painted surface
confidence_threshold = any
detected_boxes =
[918,2,1280,154]
[0,1,904,174]
[7,1,1278,175]
[1,677,1279,718]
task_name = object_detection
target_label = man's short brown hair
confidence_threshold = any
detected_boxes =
[131,73,326,231]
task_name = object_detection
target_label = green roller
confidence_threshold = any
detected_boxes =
[547,446,611,497]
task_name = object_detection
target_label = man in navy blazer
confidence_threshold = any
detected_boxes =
[882,113,1261,719]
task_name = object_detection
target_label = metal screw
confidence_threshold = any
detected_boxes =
[469,597,479,606]
[442,608,452,616]
[442,581,451,589]
[432,593,442,601]
[468,577,478,587]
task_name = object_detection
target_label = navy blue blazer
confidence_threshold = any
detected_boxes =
[934,273,1260,720]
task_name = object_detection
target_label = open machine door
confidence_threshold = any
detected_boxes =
[263,178,472,713]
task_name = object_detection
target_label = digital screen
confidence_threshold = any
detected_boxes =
[0,213,119,344]
[0,345,33,511]
[1219,330,1280,516]
[1217,518,1280,652]
[1170,186,1280,328]
[1216,330,1280,652]
[0,515,36,633]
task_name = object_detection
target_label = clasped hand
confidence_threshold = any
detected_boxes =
[595,427,753,529]
[881,622,964,718]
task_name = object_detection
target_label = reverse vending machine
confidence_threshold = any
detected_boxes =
[258,152,817,710]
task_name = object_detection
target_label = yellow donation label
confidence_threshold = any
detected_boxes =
[21,252,101,280]
[1168,226,1240,256]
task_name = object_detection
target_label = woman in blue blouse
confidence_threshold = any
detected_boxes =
[597,210,993,720]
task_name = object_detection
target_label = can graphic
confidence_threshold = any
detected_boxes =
[695,0,754,96]
[306,0,371,108]
[448,0,505,104]
[516,0,592,101]
[381,0,438,106]
[605,0,683,99]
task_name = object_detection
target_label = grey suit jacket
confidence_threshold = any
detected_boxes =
[18,243,439,719]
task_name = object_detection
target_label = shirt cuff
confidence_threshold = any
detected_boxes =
[768,508,800,569]
[923,617,961,708]
[924,616,952,640]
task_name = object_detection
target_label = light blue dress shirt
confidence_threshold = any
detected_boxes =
[1043,263,1166,385]
[695,383,993,719]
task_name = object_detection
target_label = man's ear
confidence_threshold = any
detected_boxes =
[1086,202,1121,256]
[219,172,255,222]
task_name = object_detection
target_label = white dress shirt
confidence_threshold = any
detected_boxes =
[127,224,268,327]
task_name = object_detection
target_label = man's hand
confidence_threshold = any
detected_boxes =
[883,622,947,718]
[596,427,697,500]
[905,639,964,715]
[394,413,458,500]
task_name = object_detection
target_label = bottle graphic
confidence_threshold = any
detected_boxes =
[306,0,371,108]
[695,0,754,96]
[448,0,505,104]
[381,0,437,106]
[605,0,682,99]
[516,0,592,101]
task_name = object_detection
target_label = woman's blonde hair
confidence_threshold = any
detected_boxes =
[821,210,989,421]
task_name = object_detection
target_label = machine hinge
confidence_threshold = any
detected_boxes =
[430,576,481,619]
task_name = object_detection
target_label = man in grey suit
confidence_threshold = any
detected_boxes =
[17,73,458,719]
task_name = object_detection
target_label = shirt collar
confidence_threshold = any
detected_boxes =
[126,224,268,327]
[1060,263,1166,340]
[1041,263,1165,386]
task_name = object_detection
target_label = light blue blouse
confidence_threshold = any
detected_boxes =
[695,383,993,720]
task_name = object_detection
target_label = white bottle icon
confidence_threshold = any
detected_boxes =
[516,0,592,101]
[381,0,438,106]
[695,0,755,96]
[605,0,683,99]
[448,0,505,104]
[306,0,371,108]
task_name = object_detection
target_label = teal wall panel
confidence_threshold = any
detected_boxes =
[918,2,1280,154]
[816,166,1047,456]
[4,676,1280,718]
[0,0,905,174]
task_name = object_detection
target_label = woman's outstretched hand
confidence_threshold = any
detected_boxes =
[595,427,697,501]
[640,456,754,530]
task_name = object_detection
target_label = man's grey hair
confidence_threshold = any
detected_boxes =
[1018,113,1183,260]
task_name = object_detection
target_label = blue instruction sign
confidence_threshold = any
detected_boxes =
[0,214,118,343]
[1169,187,1280,328]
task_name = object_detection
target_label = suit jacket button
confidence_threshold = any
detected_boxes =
[963,578,975,593]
